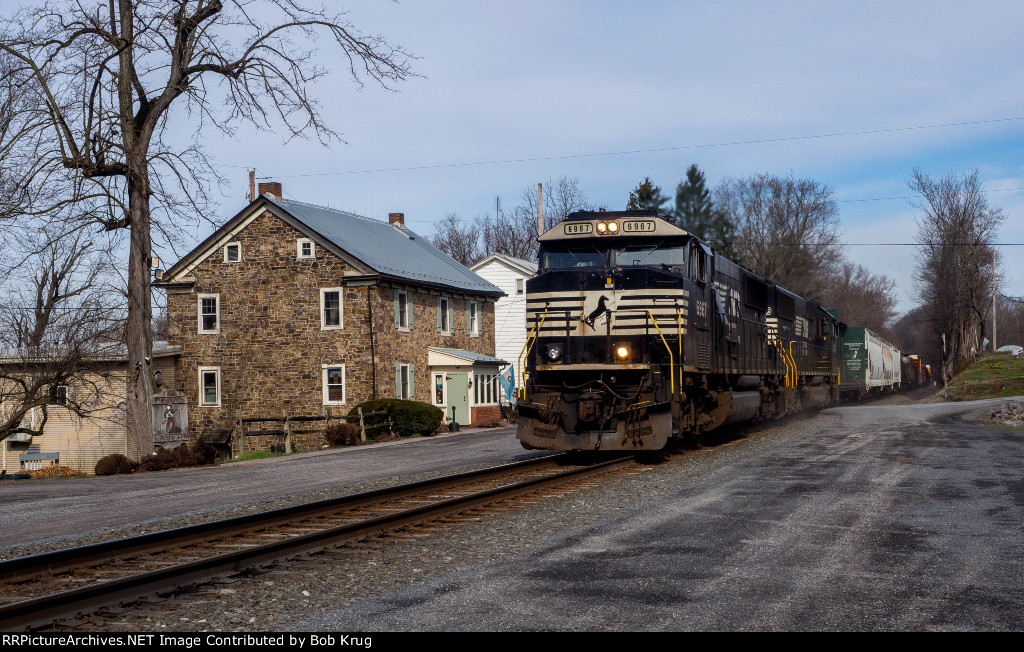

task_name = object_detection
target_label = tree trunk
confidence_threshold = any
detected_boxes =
[125,169,154,460]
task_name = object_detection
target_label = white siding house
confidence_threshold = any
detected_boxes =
[470,254,537,387]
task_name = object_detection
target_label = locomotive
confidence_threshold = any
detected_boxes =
[516,209,845,451]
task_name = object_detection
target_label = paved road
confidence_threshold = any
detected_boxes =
[302,398,1024,631]
[0,427,539,548]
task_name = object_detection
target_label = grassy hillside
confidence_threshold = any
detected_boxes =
[948,352,1024,401]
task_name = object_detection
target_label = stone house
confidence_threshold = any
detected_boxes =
[470,253,537,395]
[156,183,506,452]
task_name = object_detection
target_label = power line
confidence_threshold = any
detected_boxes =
[255,116,1024,180]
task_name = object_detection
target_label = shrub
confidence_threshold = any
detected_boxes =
[348,399,443,438]
[139,447,178,472]
[94,454,138,476]
[325,422,360,446]
[175,441,219,467]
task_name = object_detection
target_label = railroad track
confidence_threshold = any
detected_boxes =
[0,452,635,631]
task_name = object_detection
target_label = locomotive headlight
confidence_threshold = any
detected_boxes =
[596,222,608,234]
[615,346,630,360]
[607,221,618,233]
[546,343,563,361]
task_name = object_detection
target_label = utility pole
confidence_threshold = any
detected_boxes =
[249,169,256,202]
[537,183,543,236]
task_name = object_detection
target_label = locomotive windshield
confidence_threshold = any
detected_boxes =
[612,242,684,266]
[540,240,686,269]
[540,244,606,269]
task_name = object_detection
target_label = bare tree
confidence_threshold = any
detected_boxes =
[0,231,122,441]
[995,293,1024,350]
[430,176,592,265]
[716,173,843,299]
[818,262,898,337]
[910,168,1004,379]
[430,213,482,266]
[0,1,413,457]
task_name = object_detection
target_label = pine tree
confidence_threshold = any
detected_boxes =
[626,177,670,211]
[673,164,739,261]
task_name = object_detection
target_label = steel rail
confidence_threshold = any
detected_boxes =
[0,454,633,631]
[0,454,561,585]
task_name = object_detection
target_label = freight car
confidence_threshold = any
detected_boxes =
[901,354,928,390]
[837,326,901,400]
[516,210,843,452]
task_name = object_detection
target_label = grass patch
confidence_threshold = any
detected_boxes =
[948,352,1024,401]
[225,450,287,463]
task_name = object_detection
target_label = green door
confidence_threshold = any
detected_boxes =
[447,372,469,426]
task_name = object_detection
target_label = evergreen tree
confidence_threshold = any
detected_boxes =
[674,164,739,261]
[626,177,670,211]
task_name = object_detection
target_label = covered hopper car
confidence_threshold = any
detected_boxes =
[837,326,901,400]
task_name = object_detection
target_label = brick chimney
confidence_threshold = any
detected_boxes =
[389,212,406,228]
[258,181,282,200]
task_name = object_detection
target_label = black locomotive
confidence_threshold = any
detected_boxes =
[516,210,844,451]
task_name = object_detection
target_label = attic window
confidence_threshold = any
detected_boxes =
[224,242,241,263]
[297,238,315,259]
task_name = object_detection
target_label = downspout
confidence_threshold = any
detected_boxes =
[368,286,377,400]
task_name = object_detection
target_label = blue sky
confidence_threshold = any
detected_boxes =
[173,0,1024,315]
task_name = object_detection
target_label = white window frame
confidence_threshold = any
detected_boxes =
[223,242,242,263]
[321,287,343,330]
[432,372,447,407]
[49,384,69,406]
[398,363,411,400]
[198,294,220,334]
[198,367,221,407]
[322,364,347,405]
[467,300,481,337]
[397,289,410,331]
[516,278,525,295]
[473,372,498,406]
[437,296,452,335]
[297,238,315,260]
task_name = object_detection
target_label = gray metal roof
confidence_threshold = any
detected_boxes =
[429,348,507,365]
[471,253,538,275]
[269,198,503,296]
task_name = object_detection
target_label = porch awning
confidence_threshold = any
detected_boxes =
[428,348,507,368]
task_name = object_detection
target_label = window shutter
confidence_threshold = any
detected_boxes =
[408,293,414,330]
[436,297,442,332]
[466,301,472,334]
[394,290,400,328]
[396,363,402,398]
[409,364,415,401]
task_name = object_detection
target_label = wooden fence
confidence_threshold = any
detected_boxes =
[234,407,388,454]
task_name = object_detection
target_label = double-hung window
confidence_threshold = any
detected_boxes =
[395,289,413,330]
[436,296,452,335]
[199,367,220,407]
[396,363,415,400]
[198,294,219,334]
[321,288,343,329]
[323,365,346,405]
[466,300,481,336]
